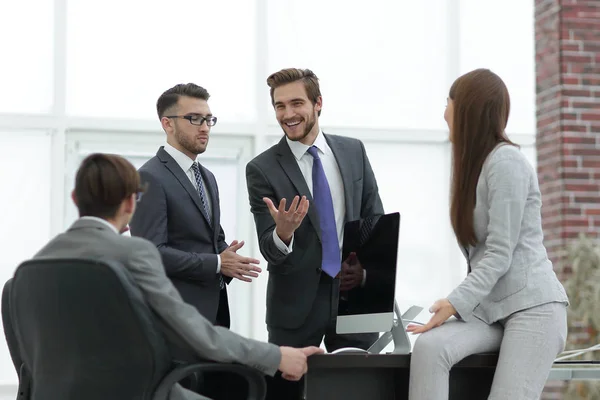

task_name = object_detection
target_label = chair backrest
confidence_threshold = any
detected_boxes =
[11,258,172,400]
[2,278,23,376]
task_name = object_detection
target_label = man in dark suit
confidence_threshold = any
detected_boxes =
[245,68,385,399]
[130,83,262,399]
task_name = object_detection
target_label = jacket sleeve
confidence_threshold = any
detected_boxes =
[245,160,294,266]
[126,238,281,375]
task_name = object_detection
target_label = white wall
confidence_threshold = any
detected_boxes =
[0,0,536,396]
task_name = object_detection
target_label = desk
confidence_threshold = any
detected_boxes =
[305,353,600,400]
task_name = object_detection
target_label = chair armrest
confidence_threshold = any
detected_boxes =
[152,362,267,400]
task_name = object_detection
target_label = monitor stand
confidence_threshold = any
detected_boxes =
[368,302,424,354]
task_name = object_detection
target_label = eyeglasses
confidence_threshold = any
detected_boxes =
[165,114,218,127]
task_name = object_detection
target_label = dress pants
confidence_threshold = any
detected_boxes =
[409,302,567,400]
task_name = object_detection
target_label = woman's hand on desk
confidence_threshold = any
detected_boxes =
[406,299,456,334]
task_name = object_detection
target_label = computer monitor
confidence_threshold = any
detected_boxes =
[336,212,400,334]
[334,212,424,354]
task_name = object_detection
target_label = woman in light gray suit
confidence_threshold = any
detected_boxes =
[407,69,569,400]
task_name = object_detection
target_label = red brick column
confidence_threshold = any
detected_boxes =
[535,1,600,398]
[536,0,600,273]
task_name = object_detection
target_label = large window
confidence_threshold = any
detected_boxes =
[0,131,52,384]
[267,0,452,130]
[66,0,257,123]
[458,0,536,134]
[0,0,53,114]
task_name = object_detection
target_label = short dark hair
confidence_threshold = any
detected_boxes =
[74,153,144,219]
[267,68,322,116]
[156,83,210,120]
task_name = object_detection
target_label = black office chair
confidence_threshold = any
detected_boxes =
[4,258,267,400]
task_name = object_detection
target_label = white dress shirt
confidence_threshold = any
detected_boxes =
[163,143,221,273]
[273,130,346,255]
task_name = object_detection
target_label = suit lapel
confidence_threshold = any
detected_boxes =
[325,134,353,222]
[158,148,212,228]
[275,138,321,240]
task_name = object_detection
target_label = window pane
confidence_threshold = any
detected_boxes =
[364,141,463,308]
[267,0,451,130]
[0,131,52,384]
[66,0,256,123]
[459,0,536,134]
[0,1,53,113]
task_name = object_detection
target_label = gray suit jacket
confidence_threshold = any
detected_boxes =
[33,219,281,382]
[246,134,384,330]
[447,144,569,324]
[130,147,230,325]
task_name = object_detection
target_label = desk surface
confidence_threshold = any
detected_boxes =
[308,352,500,369]
[309,352,600,370]
[306,353,600,399]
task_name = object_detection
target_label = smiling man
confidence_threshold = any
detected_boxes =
[245,68,385,399]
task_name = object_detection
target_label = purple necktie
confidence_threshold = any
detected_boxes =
[307,146,341,277]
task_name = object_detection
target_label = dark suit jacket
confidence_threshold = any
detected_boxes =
[130,146,231,326]
[245,133,384,330]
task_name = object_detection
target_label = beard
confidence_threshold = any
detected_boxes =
[174,128,207,155]
[282,114,316,142]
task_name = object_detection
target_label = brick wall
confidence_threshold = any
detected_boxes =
[536,0,600,273]
[535,0,600,398]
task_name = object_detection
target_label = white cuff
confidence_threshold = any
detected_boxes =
[273,230,294,254]
[216,254,221,273]
[361,269,367,287]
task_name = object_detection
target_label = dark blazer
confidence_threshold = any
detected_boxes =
[130,146,231,326]
[245,133,384,330]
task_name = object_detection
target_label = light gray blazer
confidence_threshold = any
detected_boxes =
[34,218,280,399]
[447,144,569,324]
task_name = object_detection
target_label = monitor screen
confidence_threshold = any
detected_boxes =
[336,212,400,334]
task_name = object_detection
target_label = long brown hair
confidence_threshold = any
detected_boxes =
[449,69,516,247]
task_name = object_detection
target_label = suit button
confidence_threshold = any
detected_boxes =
[316,267,322,273]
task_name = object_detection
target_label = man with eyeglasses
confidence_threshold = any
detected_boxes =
[130,83,261,399]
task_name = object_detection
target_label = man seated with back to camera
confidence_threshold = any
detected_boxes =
[32,153,323,400]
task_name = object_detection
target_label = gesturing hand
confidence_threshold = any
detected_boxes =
[219,240,262,282]
[406,298,456,334]
[263,196,309,244]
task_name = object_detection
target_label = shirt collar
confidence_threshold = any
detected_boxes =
[285,129,327,161]
[164,142,197,173]
[79,216,120,235]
